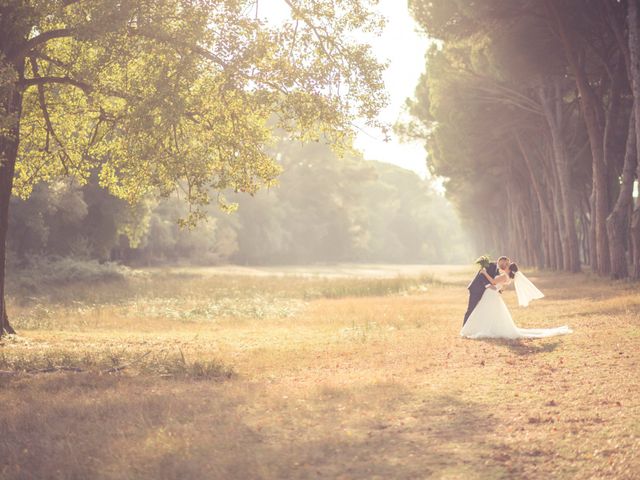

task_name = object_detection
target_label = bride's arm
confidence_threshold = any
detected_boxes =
[481,269,508,287]
[480,268,497,285]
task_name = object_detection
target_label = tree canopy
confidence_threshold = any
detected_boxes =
[2,0,388,220]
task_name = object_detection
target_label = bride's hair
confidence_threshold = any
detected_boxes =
[508,262,519,279]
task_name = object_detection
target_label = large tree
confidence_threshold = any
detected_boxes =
[0,0,388,335]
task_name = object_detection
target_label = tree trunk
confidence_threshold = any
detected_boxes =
[0,14,27,335]
[515,131,550,268]
[539,136,564,270]
[603,54,627,210]
[0,76,21,336]
[538,81,581,272]
[606,109,636,279]
[589,190,597,271]
[549,158,566,271]
[579,209,590,265]
[629,0,640,279]
[546,0,610,275]
[525,186,544,268]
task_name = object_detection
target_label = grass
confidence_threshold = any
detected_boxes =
[0,264,638,479]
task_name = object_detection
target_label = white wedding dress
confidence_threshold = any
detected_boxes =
[460,272,572,339]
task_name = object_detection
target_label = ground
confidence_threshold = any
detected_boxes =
[0,265,638,479]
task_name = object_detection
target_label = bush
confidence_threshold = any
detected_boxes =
[9,256,132,288]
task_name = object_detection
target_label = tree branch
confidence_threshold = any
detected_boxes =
[19,76,92,94]
[10,28,75,61]
[28,57,75,174]
[127,27,289,94]
[282,0,343,67]
[34,52,73,70]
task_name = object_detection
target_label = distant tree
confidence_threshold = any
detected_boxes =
[9,142,470,266]
[227,144,469,265]
[8,176,152,261]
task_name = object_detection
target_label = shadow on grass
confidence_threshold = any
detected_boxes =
[479,338,561,356]
[558,302,640,320]
[264,387,499,479]
[0,376,521,480]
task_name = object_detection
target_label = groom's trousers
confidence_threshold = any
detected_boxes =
[463,289,484,326]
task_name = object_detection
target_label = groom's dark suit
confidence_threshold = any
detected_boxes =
[463,262,499,326]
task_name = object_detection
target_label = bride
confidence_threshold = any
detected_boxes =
[460,262,572,339]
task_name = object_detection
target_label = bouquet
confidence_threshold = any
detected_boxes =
[474,255,491,270]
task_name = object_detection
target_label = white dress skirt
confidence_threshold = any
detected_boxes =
[460,284,572,339]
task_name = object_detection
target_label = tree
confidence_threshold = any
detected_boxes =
[0,0,388,335]
[629,0,640,279]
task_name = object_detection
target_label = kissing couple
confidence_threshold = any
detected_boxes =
[461,256,572,339]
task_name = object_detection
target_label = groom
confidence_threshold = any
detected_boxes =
[463,256,510,326]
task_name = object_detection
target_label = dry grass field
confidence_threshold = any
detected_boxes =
[0,264,638,479]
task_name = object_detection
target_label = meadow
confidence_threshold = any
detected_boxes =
[0,264,638,479]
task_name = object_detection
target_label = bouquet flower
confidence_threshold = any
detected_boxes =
[474,255,491,270]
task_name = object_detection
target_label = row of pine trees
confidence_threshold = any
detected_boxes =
[406,0,640,279]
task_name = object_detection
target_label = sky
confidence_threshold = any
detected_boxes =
[350,1,431,179]
[262,0,432,179]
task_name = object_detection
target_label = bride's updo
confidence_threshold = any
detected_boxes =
[508,262,519,279]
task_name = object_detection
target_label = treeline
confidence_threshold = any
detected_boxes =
[406,0,640,278]
[9,140,469,266]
